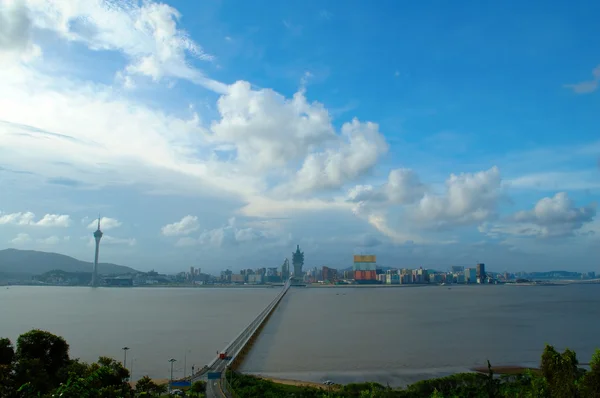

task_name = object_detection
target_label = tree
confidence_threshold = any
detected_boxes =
[540,344,580,398]
[579,349,600,397]
[190,380,206,395]
[16,329,70,378]
[0,338,14,365]
[136,375,165,396]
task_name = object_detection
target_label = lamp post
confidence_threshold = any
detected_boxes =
[184,349,191,378]
[122,347,130,380]
[191,364,195,377]
[168,358,177,393]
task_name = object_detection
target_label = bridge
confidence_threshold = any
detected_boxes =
[189,278,292,397]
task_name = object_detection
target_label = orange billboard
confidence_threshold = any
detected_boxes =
[353,255,376,263]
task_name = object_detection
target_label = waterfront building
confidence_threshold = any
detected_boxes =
[322,266,338,282]
[281,258,290,280]
[451,265,464,273]
[247,274,263,284]
[353,255,377,281]
[221,269,232,283]
[292,245,304,279]
[231,274,244,283]
[465,268,477,283]
[476,263,486,281]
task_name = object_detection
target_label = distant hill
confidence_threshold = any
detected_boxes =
[0,249,138,277]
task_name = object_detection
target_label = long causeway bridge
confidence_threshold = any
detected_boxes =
[189,278,292,397]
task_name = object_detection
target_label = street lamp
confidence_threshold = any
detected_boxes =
[168,358,177,393]
[184,349,191,378]
[122,347,130,366]
[191,364,195,377]
[122,347,130,379]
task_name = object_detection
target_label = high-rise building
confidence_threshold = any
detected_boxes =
[281,258,290,280]
[190,266,195,279]
[322,266,338,282]
[353,255,377,281]
[292,245,304,279]
[465,268,477,283]
[91,217,103,287]
[476,263,486,281]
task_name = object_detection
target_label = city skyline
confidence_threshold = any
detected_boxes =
[1,1,599,273]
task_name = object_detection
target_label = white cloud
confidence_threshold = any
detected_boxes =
[209,80,336,171]
[291,119,388,193]
[161,215,199,236]
[0,211,70,227]
[0,0,42,65]
[564,65,600,94]
[0,211,35,225]
[198,217,269,247]
[173,217,282,247]
[414,167,502,229]
[36,214,71,227]
[86,217,122,231]
[20,0,223,92]
[37,235,60,245]
[10,233,31,245]
[512,192,596,238]
[347,168,425,205]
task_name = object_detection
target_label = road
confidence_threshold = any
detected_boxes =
[194,280,291,398]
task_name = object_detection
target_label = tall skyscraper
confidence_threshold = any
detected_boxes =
[91,217,103,287]
[476,263,486,282]
[292,245,304,278]
[281,258,290,280]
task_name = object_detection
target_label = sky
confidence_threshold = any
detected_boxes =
[0,0,599,274]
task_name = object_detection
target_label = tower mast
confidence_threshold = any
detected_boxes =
[91,215,103,287]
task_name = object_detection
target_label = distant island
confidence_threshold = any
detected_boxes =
[0,248,138,282]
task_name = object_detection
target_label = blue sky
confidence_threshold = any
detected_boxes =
[0,0,598,273]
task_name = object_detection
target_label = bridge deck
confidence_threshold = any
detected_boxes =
[190,279,291,397]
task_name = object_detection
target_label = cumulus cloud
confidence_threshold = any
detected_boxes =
[86,217,122,231]
[0,211,71,227]
[347,168,425,205]
[210,81,336,171]
[173,217,282,247]
[0,0,41,65]
[512,192,596,238]
[10,233,31,245]
[292,119,388,193]
[414,166,502,229]
[161,215,199,236]
[564,65,600,94]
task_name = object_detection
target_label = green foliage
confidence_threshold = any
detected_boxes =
[136,375,167,397]
[14,329,70,393]
[191,380,207,394]
[540,344,580,397]
[0,337,15,365]
[578,349,600,397]
[2,329,599,398]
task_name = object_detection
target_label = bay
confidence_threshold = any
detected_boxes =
[2,284,599,387]
[241,284,600,387]
[0,286,278,381]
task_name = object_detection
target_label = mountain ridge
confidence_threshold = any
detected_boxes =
[0,248,138,277]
